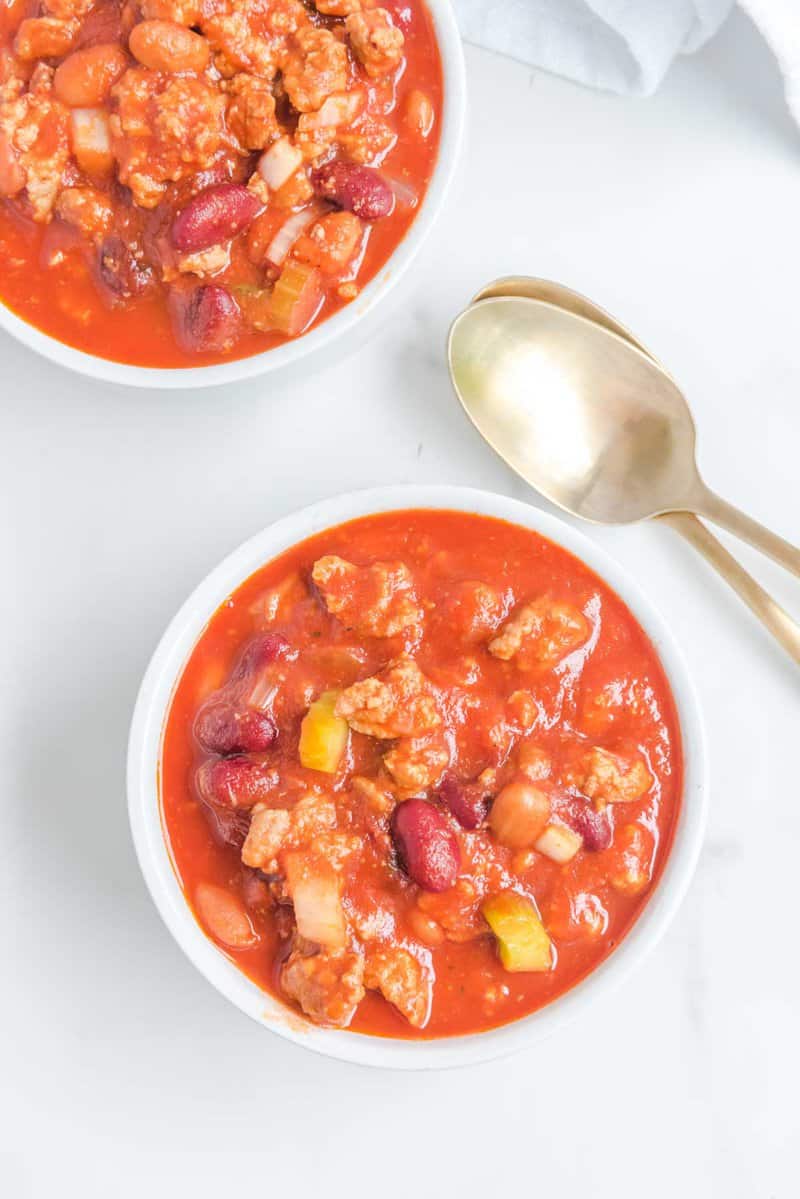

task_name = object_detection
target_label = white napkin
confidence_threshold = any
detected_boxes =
[454,0,800,122]
[740,0,800,122]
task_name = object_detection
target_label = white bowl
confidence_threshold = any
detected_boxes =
[127,485,708,1069]
[0,2,466,389]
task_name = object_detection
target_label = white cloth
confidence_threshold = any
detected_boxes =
[454,0,800,121]
[740,0,800,121]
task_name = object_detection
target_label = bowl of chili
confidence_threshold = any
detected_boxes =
[0,0,465,386]
[128,485,708,1068]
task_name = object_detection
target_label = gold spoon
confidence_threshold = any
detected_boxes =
[471,278,794,585]
[448,283,800,665]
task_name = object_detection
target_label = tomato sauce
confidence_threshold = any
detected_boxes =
[161,510,683,1039]
[0,0,442,366]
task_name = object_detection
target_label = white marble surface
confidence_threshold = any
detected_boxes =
[2,9,798,1196]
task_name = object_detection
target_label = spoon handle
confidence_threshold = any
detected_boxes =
[659,511,800,666]
[692,486,800,579]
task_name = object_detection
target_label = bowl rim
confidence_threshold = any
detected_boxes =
[127,484,709,1070]
[0,0,466,389]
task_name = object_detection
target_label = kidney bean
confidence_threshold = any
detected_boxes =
[391,799,460,893]
[171,183,262,252]
[199,799,251,851]
[232,633,292,681]
[170,284,241,353]
[564,800,613,852]
[53,44,128,107]
[97,236,153,300]
[195,702,278,755]
[196,756,273,809]
[129,20,210,74]
[311,161,393,221]
[436,775,489,830]
[241,869,273,913]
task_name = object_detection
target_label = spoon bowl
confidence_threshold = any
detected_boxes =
[471,275,655,360]
[472,276,653,358]
[449,295,700,524]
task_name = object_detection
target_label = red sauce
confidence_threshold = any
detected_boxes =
[0,1,442,366]
[161,510,683,1038]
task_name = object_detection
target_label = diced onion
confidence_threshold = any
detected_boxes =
[385,174,418,208]
[70,107,111,152]
[285,854,346,950]
[533,823,583,864]
[265,201,325,268]
[257,136,303,190]
[246,673,277,711]
[306,90,365,130]
[70,108,113,176]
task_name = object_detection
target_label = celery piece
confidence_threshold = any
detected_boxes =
[269,260,323,336]
[234,286,274,332]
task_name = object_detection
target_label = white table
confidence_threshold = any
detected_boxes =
[2,10,797,1196]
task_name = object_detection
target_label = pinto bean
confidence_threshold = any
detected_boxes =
[407,907,445,947]
[1,0,27,37]
[403,89,434,138]
[608,823,652,894]
[54,44,128,107]
[171,183,263,252]
[311,161,394,221]
[128,20,210,73]
[391,799,460,893]
[195,883,257,948]
[139,0,202,24]
[489,781,551,849]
